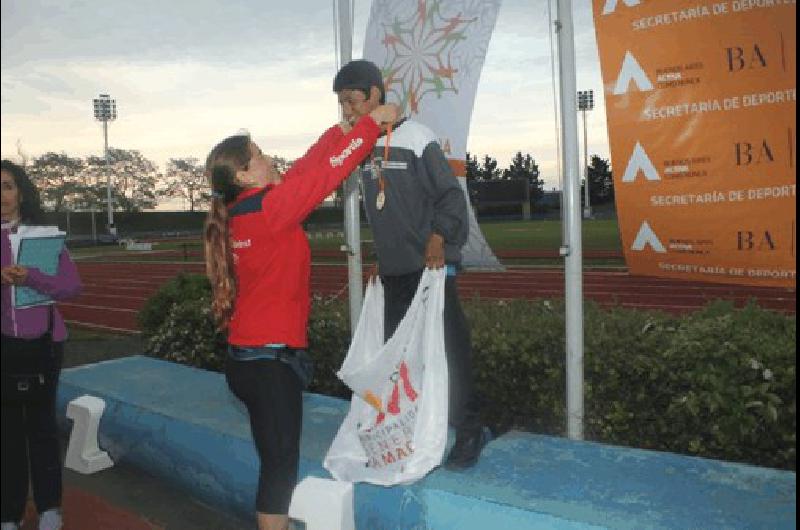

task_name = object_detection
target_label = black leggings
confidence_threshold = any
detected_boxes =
[225,356,303,514]
[1,335,64,523]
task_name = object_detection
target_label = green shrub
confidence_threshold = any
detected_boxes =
[465,297,796,470]
[654,301,795,469]
[583,303,680,448]
[590,300,796,470]
[306,295,353,398]
[138,273,212,338]
[466,298,567,435]
[138,273,226,371]
[139,273,355,397]
[139,277,796,470]
[146,297,227,372]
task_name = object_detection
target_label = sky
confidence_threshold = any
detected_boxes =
[1,0,610,209]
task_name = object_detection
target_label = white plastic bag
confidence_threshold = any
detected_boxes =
[324,268,449,485]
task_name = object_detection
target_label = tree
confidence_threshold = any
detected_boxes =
[27,153,88,211]
[502,151,528,180]
[85,149,160,211]
[465,152,480,182]
[480,155,501,180]
[586,155,614,205]
[273,155,291,174]
[162,158,209,212]
[503,151,544,205]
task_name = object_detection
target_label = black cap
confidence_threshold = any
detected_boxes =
[333,60,385,102]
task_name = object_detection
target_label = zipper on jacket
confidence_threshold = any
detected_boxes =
[11,296,18,335]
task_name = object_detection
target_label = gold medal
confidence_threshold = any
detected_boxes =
[375,123,392,212]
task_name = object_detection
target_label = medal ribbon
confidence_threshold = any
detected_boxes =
[377,122,393,198]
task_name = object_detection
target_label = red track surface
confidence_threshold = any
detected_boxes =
[59,261,795,333]
[21,489,162,529]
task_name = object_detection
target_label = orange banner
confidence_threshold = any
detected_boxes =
[592,0,796,288]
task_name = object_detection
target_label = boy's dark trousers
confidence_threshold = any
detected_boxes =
[381,269,482,436]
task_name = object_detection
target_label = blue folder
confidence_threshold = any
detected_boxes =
[14,235,66,308]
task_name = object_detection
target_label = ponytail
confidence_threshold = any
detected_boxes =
[204,197,237,329]
[203,135,250,330]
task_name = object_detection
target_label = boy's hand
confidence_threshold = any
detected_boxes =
[425,233,445,269]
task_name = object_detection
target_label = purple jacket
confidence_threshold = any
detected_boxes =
[1,226,82,342]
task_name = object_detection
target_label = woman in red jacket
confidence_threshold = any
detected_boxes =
[203,103,397,530]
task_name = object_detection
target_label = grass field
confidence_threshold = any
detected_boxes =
[68,326,126,341]
[476,219,621,251]
[69,218,622,261]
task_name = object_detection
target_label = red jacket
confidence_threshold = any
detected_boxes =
[226,116,380,347]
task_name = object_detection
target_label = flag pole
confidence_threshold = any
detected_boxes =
[556,0,585,440]
[336,0,364,335]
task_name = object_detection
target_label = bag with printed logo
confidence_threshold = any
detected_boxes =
[324,268,449,485]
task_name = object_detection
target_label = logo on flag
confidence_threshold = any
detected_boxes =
[364,0,502,162]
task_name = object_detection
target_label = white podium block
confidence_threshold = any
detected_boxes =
[65,395,114,474]
[289,477,355,530]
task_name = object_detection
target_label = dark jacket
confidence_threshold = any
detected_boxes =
[361,119,468,276]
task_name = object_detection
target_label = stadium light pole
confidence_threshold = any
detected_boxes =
[93,94,117,236]
[578,90,594,219]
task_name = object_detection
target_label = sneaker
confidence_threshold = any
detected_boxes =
[1,522,20,530]
[444,426,492,470]
[38,509,63,530]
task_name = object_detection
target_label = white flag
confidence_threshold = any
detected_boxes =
[363,0,505,271]
[363,0,502,168]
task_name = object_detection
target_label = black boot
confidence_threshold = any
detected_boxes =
[444,427,491,470]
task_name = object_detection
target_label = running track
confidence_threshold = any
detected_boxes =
[59,261,796,333]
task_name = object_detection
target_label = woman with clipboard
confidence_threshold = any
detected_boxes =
[1,160,82,530]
